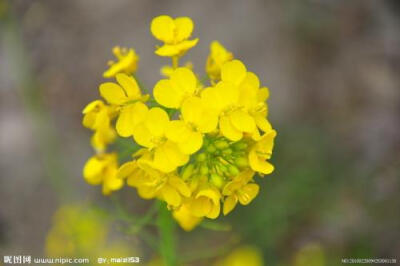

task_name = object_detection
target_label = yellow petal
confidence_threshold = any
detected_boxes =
[196,188,221,205]
[220,115,243,141]
[138,185,157,199]
[222,180,242,196]
[117,161,137,179]
[162,185,181,207]
[133,123,153,148]
[116,102,148,137]
[174,17,193,42]
[258,87,270,102]
[153,142,189,173]
[99,82,127,105]
[156,39,199,57]
[173,204,202,231]
[248,150,274,175]
[181,96,202,124]
[197,110,218,133]
[153,79,181,108]
[169,67,196,99]
[165,120,191,143]
[155,44,180,57]
[223,195,238,215]
[190,197,211,217]
[104,174,123,191]
[115,73,141,100]
[169,176,191,197]
[215,81,240,109]
[154,68,196,108]
[150,15,175,43]
[221,60,247,86]
[229,110,256,133]
[176,39,198,53]
[82,100,104,114]
[254,115,272,133]
[144,107,169,137]
[177,130,203,154]
[162,141,189,166]
[83,157,103,185]
[238,184,259,205]
[207,202,221,219]
[238,72,259,108]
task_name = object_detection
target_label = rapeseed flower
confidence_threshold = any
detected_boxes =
[82,100,117,152]
[99,73,149,137]
[82,15,277,231]
[206,41,234,82]
[103,46,139,78]
[83,153,123,195]
[151,15,198,57]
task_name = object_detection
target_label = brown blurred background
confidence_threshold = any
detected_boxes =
[1,0,400,265]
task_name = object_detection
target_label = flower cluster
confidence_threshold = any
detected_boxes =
[83,15,277,231]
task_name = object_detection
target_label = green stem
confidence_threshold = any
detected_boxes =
[157,201,177,266]
[172,56,179,69]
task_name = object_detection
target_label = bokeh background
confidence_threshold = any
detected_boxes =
[1,0,400,265]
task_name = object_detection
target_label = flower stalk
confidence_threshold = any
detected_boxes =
[157,201,177,266]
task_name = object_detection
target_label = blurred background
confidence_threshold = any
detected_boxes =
[1,0,399,265]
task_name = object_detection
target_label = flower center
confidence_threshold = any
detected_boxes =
[179,136,250,187]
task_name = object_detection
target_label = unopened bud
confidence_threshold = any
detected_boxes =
[181,164,194,180]
[233,142,248,151]
[206,144,216,153]
[222,148,232,155]
[235,157,249,168]
[214,140,229,149]
[200,165,209,175]
[210,173,224,188]
[196,153,206,162]
[227,165,239,176]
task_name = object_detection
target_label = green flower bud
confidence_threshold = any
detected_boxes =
[210,173,224,188]
[214,140,229,149]
[200,165,209,175]
[222,148,232,155]
[181,164,194,180]
[233,142,248,151]
[206,144,216,153]
[227,165,239,176]
[196,153,207,162]
[235,157,249,168]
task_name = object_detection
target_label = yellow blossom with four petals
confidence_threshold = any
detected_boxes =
[103,46,139,78]
[151,15,199,57]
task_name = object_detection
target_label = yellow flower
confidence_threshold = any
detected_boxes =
[90,126,116,152]
[248,130,277,175]
[118,158,191,207]
[99,73,149,137]
[82,100,117,151]
[189,186,221,219]
[83,153,124,195]
[214,245,264,266]
[153,67,197,109]
[103,46,139,78]
[132,107,189,173]
[201,60,271,141]
[151,15,198,57]
[222,170,259,215]
[166,96,218,154]
[172,203,203,231]
[206,41,233,81]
